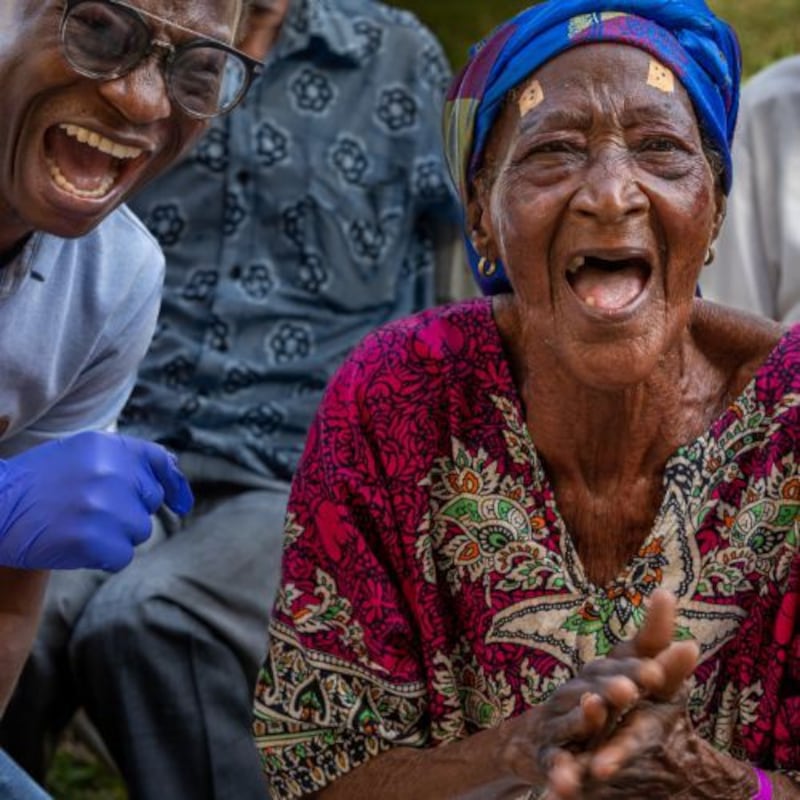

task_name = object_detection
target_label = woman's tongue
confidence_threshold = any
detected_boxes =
[570,261,647,310]
[46,127,117,194]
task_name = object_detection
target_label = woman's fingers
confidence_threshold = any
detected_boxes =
[532,591,697,793]
[578,656,666,704]
[541,657,668,753]
[537,690,611,750]
[589,704,670,780]
[612,589,677,660]
[547,750,583,799]
[652,639,700,700]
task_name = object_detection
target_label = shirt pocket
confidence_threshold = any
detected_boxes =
[280,141,412,312]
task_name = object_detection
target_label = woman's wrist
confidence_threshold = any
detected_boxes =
[751,768,772,800]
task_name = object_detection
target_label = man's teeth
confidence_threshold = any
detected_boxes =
[59,123,142,159]
[47,158,117,199]
[567,256,586,274]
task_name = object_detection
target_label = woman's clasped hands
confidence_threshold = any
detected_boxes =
[503,589,729,799]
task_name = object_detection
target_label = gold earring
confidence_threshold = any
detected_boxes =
[704,246,715,266]
[478,256,497,277]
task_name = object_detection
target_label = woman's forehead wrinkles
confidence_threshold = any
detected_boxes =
[516,63,693,131]
[621,101,692,128]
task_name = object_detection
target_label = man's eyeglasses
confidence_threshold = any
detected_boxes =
[60,0,263,119]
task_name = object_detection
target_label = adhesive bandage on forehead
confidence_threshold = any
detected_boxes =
[647,59,675,93]
[517,79,545,116]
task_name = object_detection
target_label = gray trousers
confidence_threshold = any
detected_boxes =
[0,483,289,800]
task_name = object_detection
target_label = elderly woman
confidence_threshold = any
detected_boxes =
[252,0,800,797]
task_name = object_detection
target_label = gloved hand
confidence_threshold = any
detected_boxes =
[0,431,194,572]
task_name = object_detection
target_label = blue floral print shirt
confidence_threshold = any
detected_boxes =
[122,0,458,484]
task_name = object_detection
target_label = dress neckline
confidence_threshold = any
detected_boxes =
[474,298,797,591]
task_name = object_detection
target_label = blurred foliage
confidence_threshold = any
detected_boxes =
[712,0,800,76]
[46,738,127,800]
[397,0,800,78]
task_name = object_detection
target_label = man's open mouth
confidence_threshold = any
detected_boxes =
[566,254,652,311]
[44,123,143,200]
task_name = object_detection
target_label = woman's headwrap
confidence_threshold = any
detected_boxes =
[444,0,742,295]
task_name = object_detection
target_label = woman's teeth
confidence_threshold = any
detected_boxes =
[567,255,586,274]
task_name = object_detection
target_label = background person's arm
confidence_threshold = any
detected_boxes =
[0,567,47,714]
[701,57,800,324]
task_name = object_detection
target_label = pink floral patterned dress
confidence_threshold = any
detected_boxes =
[253,299,800,799]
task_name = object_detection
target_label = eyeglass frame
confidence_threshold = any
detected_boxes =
[59,0,263,118]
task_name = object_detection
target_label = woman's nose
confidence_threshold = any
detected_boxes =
[570,149,648,223]
[97,58,173,125]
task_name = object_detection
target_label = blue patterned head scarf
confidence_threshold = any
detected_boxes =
[444,0,742,295]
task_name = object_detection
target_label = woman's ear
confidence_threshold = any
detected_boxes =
[466,178,497,261]
[711,192,727,242]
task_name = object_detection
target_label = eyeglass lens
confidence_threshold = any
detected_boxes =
[62,0,249,117]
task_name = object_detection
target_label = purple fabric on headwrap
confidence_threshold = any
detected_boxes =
[443,0,742,295]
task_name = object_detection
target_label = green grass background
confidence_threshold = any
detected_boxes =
[47,0,799,797]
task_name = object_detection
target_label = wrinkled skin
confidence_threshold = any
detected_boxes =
[540,592,764,800]
[0,0,247,255]
[468,44,776,590]
[470,43,724,393]
[503,591,702,797]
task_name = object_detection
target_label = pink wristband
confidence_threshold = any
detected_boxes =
[752,768,772,800]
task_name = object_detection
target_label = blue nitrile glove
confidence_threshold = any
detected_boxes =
[0,431,193,572]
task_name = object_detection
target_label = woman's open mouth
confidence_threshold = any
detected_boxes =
[566,253,652,312]
[44,123,144,200]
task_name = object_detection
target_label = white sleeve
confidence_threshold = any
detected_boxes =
[701,65,800,323]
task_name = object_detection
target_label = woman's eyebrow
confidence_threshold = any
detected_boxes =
[519,107,593,133]
[619,103,691,127]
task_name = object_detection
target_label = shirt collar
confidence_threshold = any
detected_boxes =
[273,0,363,65]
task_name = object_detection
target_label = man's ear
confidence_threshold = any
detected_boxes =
[237,0,289,61]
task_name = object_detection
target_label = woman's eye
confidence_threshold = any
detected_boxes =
[534,141,575,154]
[639,138,680,153]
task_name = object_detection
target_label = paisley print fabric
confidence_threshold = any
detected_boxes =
[253,299,800,798]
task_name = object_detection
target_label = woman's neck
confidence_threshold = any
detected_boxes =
[492,297,781,585]
[495,296,781,490]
